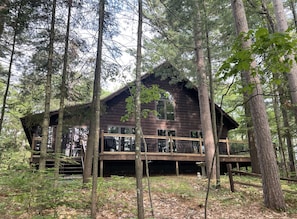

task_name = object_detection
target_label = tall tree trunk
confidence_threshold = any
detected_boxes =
[202,0,220,187]
[289,0,297,30]
[272,84,288,177]
[83,118,94,183]
[243,0,266,175]
[261,0,275,33]
[280,90,295,174]
[135,0,144,218]
[272,0,296,174]
[275,74,294,174]
[0,0,9,40]
[39,0,56,170]
[83,0,105,185]
[259,0,291,175]
[54,0,72,179]
[0,17,17,136]
[246,121,260,173]
[90,0,104,217]
[242,90,260,174]
[194,1,216,179]
[231,0,286,211]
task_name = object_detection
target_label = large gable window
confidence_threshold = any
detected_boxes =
[156,92,175,120]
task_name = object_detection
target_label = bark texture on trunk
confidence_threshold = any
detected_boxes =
[40,0,56,170]
[135,0,144,218]
[0,19,16,135]
[289,0,297,30]
[247,121,260,174]
[54,0,72,179]
[231,0,286,211]
[194,1,216,179]
[90,0,104,217]
[272,0,296,174]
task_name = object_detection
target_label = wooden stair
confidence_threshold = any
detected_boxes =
[59,160,83,175]
[43,159,83,175]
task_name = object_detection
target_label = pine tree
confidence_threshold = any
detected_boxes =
[193,0,216,179]
[231,0,286,210]
[54,0,72,179]
[135,0,144,218]
[39,0,57,170]
[272,0,296,174]
[0,0,42,135]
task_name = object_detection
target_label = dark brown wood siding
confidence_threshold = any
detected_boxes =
[22,73,234,150]
[100,74,230,151]
[102,75,229,136]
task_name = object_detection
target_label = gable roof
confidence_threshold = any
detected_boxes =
[21,62,238,145]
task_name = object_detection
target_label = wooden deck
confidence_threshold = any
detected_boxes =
[97,151,250,176]
[99,151,250,162]
[31,133,251,175]
[31,152,250,163]
[31,151,250,176]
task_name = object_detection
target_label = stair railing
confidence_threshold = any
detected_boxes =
[81,143,86,171]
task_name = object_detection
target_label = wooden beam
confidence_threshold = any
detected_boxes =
[227,163,235,192]
[100,160,103,177]
[175,161,179,176]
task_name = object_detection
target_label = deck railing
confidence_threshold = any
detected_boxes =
[31,132,249,158]
[100,131,249,157]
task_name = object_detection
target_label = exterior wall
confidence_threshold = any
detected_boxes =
[100,74,230,153]
[101,75,230,137]
[24,73,234,154]
[101,77,200,136]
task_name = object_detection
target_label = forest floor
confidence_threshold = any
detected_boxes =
[95,175,297,219]
[1,174,297,218]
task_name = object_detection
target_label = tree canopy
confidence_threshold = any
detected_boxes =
[1,0,297,215]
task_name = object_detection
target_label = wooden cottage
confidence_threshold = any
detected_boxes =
[21,63,250,176]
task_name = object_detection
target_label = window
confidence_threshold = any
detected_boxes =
[156,92,175,120]
[108,126,135,151]
[33,126,55,152]
[108,126,119,134]
[62,126,89,157]
[190,130,204,154]
[158,129,176,152]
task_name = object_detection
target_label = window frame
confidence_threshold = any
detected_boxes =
[107,125,135,151]
[156,92,175,121]
[157,129,176,152]
[190,130,204,154]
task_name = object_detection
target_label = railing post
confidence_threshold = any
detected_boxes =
[81,151,84,171]
[199,137,203,155]
[100,130,104,177]
[100,159,104,177]
[31,134,37,164]
[226,137,230,156]
[169,135,173,155]
[227,163,235,192]
[100,130,104,153]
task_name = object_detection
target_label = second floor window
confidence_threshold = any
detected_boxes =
[156,92,175,120]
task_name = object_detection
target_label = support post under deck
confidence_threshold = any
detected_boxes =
[175,161,179,176]
[100,160,103,177]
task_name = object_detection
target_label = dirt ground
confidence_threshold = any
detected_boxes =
[53,175,297,219]
[98,183,295,218]
[2,174,295,219]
